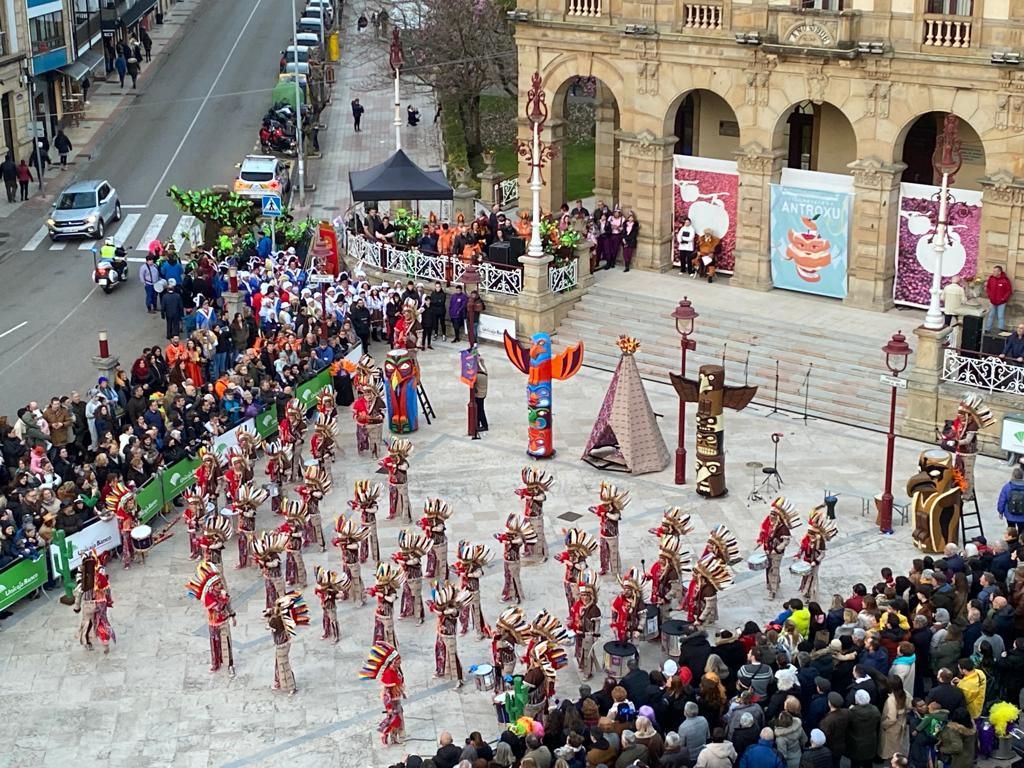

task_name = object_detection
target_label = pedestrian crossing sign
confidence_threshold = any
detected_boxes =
[261,194,282,218]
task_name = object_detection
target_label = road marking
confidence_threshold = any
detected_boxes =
[126,257,148,263]
[49,241,66,251]
[0,321,27,339]
[113,213,141,247]
[0,286,98,379]
[136,214,167,250]
[23,226,48,251]
[120,204,147,209]
[145,0,267,206]
[171,215,198,251]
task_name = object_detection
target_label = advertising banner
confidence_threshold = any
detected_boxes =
[460,349,479,387]
[0,555,48,611]
[161,456,201,503]
[769,184,852,299]
[212,417,258,459]
[478,313,516,344]
[255,408,278,439]
[672,156,739,273]
[136,478,164,524]
[295,370,332,411]
[64,517,120,568]
[893,182,983,308]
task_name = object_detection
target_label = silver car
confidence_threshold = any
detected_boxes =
[47,179,121,240]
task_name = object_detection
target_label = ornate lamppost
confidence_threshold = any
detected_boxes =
[672,297,698,486]
[517,72,556,259]
[923,114,963,330]
[878,330,913,534]
[389,29,403,152]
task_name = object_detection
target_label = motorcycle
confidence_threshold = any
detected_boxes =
[93,242,130,294]
[259,122,297,156]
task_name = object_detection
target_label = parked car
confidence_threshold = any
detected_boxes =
[47,179,121,240]
[234,155,291,199]
[302,6,333,28]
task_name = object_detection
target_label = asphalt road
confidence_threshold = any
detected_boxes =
[0,0,294,414]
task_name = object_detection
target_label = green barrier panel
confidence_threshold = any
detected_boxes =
[136,478,165,524]
[162,456,201,503]
[0,555,48,611]
[295,369,332,411]
[255,408,278,439]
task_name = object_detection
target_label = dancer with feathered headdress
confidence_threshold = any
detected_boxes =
[648,534,693,626]
[298,463,331,552]
[264,592,309,695]
[263,440,293,515]
[611,566,649,642]
[253,531,289,608]
[492,606,529,692]
[555,527,599,613]
[757,496,801,600]
[369,562,405,647]
[568,570,601,679]
[186,561,235,676]
[182,485,209,561]
[332,515,369,605]
[420,498,453,581]
[234,482,268,569]
[360,643,406,745]
[310,411,338,479]
[106,482,138,569]
[280,499,309,588]
[380,438,413,522]
[351,479,383,565]
[394,528,430,624]
[428,583,472,685]
[314,566,350,643]
[516,467,553,563]
[590,482,628,576]
[199,512,234,590]
[795,507,838,601]
[495,513,537,604]
[686,553,734,627]
[455,540,492,639]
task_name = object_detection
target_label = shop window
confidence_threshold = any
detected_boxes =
[31,11,65,55]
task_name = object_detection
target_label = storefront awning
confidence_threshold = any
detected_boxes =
[57,48,103,81]
[120,0,158,28]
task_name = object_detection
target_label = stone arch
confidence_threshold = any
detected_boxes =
[770,98,859,175]
[892,109,988,191]
[663,87,743,158]
[539,53,628,120]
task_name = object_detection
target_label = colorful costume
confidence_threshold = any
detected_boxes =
[332,515,370,605]
[757,496,800,600]
[223,452,250,505]
[314,566,350,643]
[393,302,422,359]
[649,534,692,626]
[354,382,386,457]
[649,506,695,539]
[182,486,208,561]
[428,583,471,684]
[669,364,758,497]
[280,398,307,482]
[253,531,289,608]
[265,592,310,694]
[394,528,430,623]
[384,347,419,434]
[523,611,569,718]
[420,498,452,581]
[938,393,994,504]
[516,467,552,563]
[310,411,338,480]
[496,513,537,604]
[299,463,331,551]
[280,500,309,588]
[74,550,115,651]
[234,482,268,569]
[703,524,742,565]
[796,508,837,601]
[492,607,529,692]
[685,553,733,627]
[236,426,260,473]
[502,331,584,458]
[185,561,235,675]
[589,481,628,576]
[611,567,649,643]
[360,643,406,745]
[455,540,492,639]
[555,528,598,614]
[106,482,138,569]
[351,479,383,564]
[195,451,221,503]
[369,562,404,647]
[263,440,293,516]
[380,438,413,522]
[198,514,234,591]
[908,449,963,553]
[567,570,601,679]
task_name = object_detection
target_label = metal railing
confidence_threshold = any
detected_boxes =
[567,0,601,16]
[922,16,972,47]
[683,3,723,30]
[941,347,1024,395]
[549,259,579,293]
[495,178,520,209]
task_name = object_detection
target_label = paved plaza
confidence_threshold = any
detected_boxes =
[0,337,1012,768]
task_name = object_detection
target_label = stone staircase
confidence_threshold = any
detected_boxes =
[555,282,916,432]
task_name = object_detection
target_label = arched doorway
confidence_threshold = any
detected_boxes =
[550,76,621,209]
[669,89,740,159]
[899,112,986,190]
[774,102,857,174]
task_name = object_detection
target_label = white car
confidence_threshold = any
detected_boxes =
[234,155,291,199]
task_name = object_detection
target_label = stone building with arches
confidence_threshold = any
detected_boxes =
[512,0,1024,310]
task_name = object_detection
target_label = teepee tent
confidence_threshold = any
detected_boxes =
[582,336,670,475]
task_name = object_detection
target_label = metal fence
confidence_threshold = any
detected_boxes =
[549,259,579,293]
[942,347,1024,395]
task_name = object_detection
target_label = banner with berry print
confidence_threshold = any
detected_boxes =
[672,156,738,273]
[769,184,852,299]
[893,182,983,308]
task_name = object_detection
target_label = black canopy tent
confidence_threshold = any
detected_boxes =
[348,149,453,202]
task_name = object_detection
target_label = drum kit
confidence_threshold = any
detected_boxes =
[472,663,495,692]
[644,603,660,641]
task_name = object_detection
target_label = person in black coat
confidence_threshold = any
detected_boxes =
[994,637,1024,701]
[349,298,372,352]
[679,629,713,683]
[162,286,184,339]
[621,212,640,272]
[620,657,650,706]
[805,679,832,734]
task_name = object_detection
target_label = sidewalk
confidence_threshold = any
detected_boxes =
[307,19,443,221]
[0,0,203,217]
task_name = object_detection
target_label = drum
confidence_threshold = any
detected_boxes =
[304,459,319,468]
[747,551,768,571]
[603,641,638,681]
[661,619,691,657]
[493,692,510,723]
[644,603,660,641]
[131,525,153,552]
[473,663,495,691]
[790,560,813,576]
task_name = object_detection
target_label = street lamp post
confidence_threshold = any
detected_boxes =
[671,297,699,485]
[290,0,306,206]
[462,264,481,439]
[389,29,403,152]
[878,330,913,534]
[517,72,555,259]
[923,114,963,330]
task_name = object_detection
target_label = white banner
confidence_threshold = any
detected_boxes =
[478,313,516,344]
[57,517,120,570]
[779,168,855,193]
[212,416,258,458]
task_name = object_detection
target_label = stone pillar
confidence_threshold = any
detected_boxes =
[730,142,785,291]
[223,290,244,320]
[616,129,676,271]
[574,240,595,289]
[92,352,120,386]
[517,117,567,219]
[516,253,557,337]
[478,150,504,208]
[902,324,953,443]
[453,184,476,223]
[845,158,906,311]
[978,172,1024,314]
[592,84,619,204]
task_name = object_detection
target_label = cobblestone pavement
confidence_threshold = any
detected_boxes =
[0,338,1010,767]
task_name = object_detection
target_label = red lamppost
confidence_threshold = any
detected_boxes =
[462,264,482,439]
[672,297,698,485]
[878,330,913,533]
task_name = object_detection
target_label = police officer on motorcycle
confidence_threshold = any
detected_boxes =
[98,237,129,283]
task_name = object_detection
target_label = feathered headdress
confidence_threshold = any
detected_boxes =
[430,582,472,616]
[705,524,742,565]
[252,531,289,563]
[280,498,309,533]
[499,513,538,546]
[185,561,226,608]
[77,549,100,593]
[314,565,351,598]
[769,496,802,530]
[528,610,570,646]
[313,411,338,440]
[373,561,406,593]
[657,534,693,572]
[649,507,694,538]
[105,482,136,518]
[235,482,269,517]
[264,591,310,635]
[302,464,333,496]
[386,438,413,461]
[332,515,370,549]
[693,553,734,592]
[359,642,404,689]
[807,507,838,542]
[959,392,995,428]
[590,481,629,521]
[182,485,208,509]
[395,528,431,563]
[285,398,306,423]
[236,425,259,457]
[455,540,493,573]
[355,354,383,387]
[227,450,250,473]
[526,639,567,679]
[200,514,234,546]
[617,566,650,600]
[349,479,382,511]
[560,528,599,561]
[517,467,553,499]
[577,568,599,598]
[263,440,294,465]
[316,387,337,414]
[495,606,530,642]
[421,498,453,524]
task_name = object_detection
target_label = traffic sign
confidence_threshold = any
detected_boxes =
[262,194,283,218]
[879,374,907,389]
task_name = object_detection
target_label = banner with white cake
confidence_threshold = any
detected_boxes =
[769,169,853,299]
[672,155,738,273]
[892,183,983,308]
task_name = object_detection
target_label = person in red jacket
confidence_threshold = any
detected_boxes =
[985,265,1013,333]
[15,160,32,201]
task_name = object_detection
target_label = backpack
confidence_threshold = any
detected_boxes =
[1009,488,1024,518]
[613,701,636,723]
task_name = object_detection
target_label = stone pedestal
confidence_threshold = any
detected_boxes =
[574,241,595,289]
[616,130,675,271]
[478,150,504,208]
[902,324,953,443]
[223,290,244,320]
[730,142,785,291]
[91,354,120,385]
[453,183,476,223]
[845,158,906,311]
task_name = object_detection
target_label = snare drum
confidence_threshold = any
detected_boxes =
[131,525,153,552]
[493,692,511,723]
[644,602,660,641]
[746,551,768,571]
[661,619,691,657]
[474,663,495,691]
[790,560,813,576]
[603,640,638,681]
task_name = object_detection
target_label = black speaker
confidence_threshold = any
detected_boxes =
[982,331,1007,356]
[961,313,984,353]
[487,242,514,267]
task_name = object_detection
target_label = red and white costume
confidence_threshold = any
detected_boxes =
[186,561,235,675]
[106,482,138,569]
[360,643,406,745]
[516,467,552,563]
[611,567,649,643]
[589,481,628,576]
[555,528,598,615]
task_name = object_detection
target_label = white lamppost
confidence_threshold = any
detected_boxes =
[923,114,963,330]
[389,29,402,152]
[518,72,554,259]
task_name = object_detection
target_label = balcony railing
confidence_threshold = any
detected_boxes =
[683,3,723,30]
[922,15,972,47]
[941,348,1024,395]
[567,0,601,17]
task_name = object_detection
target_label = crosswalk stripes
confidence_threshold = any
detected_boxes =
[170,215,200,252]
[77,212,142,250]
[23,226,48,251]
[136,214,168,252]
[21,213,211,254]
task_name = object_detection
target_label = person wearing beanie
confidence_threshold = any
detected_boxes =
[820,692,849,768]
[737,728,785,768]
[847,689,882,768]
[800,729,832,768]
